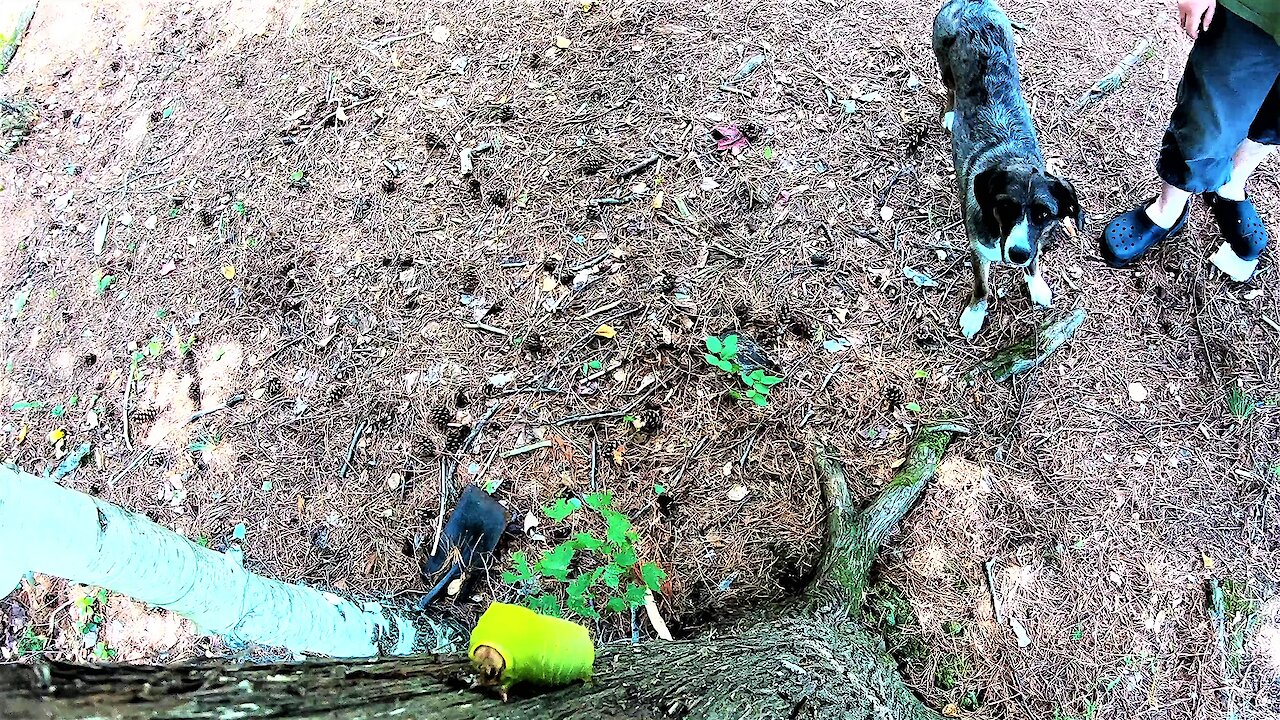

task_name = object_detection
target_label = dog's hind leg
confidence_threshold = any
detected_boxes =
[1025,256,1052,307]
[959,255,990,338]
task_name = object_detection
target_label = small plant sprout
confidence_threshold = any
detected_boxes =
[702,334,783,407]
[503,491,665,620]
[581,359,603,376]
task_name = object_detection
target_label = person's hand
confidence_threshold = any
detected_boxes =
[1179,0,1216,39]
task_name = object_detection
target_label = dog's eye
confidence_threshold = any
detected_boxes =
[1032,208,1051,222]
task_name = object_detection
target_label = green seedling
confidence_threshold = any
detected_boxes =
[581,359,603,376]
[94,271,114,295]
[1226,387,1256,419]
[232,200,246,215]
[703,335,783,407]
[187,432,222,453]
[503,491,665,620]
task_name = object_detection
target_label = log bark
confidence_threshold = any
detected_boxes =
[0,426,964,720]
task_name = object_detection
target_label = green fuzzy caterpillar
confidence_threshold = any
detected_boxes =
[469,602,595,695]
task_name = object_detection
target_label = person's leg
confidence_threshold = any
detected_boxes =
[1206,78,1280,280]
[1216,139,1274,201]
[1102,7,1280,267]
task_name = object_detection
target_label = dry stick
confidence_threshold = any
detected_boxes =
[717,84,753,98]
[1192,272,1224,389]
[985,558,1007,625]
[589,435,599,491]
[339,421,367,479]
[462,322,509,336]
[184,394,245,426]
[615,154,659,180]
[500,440,552,458]
[121,358,137,450]
[555,382,660,426]
[262,335,308,365]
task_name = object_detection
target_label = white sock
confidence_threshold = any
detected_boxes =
[1216,185,1247,202]
[1209,242,1258,282]
[1143,201,1182,230]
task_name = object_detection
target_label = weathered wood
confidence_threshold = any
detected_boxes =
[964,308,1087,384]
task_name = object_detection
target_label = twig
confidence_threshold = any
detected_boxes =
[874,164,915,211]
[711,242,744,260]
[592,194,640,206]
[818,363,843,393]
[985,558,1006,625]
[500,440,552,458]
[615,154,659,180]
[589,435,599,491]
[1070,38,1154,114]
[1192,272,1223,388]
[122,357,137,450]
[108,448,152,487]
[580,301,621,320]
[717,84,753,98]
[339,421,367,479]
[184,394,245,426]
[555,382,659,425]
[430,457,449,556]
[262,335,308,365]
[463,322,509,336]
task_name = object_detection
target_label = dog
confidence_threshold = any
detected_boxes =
[933,0,1083,338]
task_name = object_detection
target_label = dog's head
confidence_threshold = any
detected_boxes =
[973,164,1083,266]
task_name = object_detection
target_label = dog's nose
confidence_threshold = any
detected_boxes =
[1007,246,1031,265]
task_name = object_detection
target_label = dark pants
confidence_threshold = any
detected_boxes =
[1159,7,1280,193]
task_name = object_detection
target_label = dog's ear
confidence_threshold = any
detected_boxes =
[1048,173,1084,231]
[973,166,1009,235]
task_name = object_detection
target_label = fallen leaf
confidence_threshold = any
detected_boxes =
[48,428,65,444]
[93,215,109,255]
[144,215,158,230]
[699,177,720,192]
[942,703,961,718]
[594,324,617,339]
[1127,382,1148,402]
[118,211,133,227]
[431,25,450,43]
[1202,554,1214,569]
[727,484,748,501]
[711,124,749,153]
[880,206,895,222]
[651,190,665,209]
[222,265,236,280]
[158,260,176,276]
[539,275,558,292]
[612,445,625,464]
[555,36,572,49]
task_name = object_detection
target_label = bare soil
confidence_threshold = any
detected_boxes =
[1,1,1278,718]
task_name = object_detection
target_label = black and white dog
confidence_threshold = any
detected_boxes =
[933,0,1083,338]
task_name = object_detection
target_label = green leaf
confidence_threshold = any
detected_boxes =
[147,339,163,357]
[640,562,667,592]
[759,375,784,386]
[527,594,562,617]
[762,146,775,160]
[11,401,44,411]
[612,543,638,568]
[722,334,739,358]
[913,369,928,379]
[289,170,304,182]
[567,568,603,599]
[584,491,613,510]
[602,563,627,589]
[703,353,723,368]
[566,596,600,620]
[536,543,576,581]
[605,596,628,613]
[653,483,666,495]
[905,402,921,413]
[95,274,114,295]
[752,383,770,394]
[748,369,764,381]
[750,393,768,407]
[624,582,648,608]
[603,509,632,545]
[502,551,534,583]
[704,336,723,355]
[713,358,734,372]
[588,359,603,370]
[572,533,606,553]
[543,498,577,521]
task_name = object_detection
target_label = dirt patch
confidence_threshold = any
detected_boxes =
[1,0,1278,718]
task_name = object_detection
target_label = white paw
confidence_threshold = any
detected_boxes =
[942,111,955,133]
[1027,274,1052,307]
[959,302,987,338]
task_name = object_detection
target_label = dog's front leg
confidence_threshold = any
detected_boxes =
[1025,256,1052,308]
[959,255,990,338]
